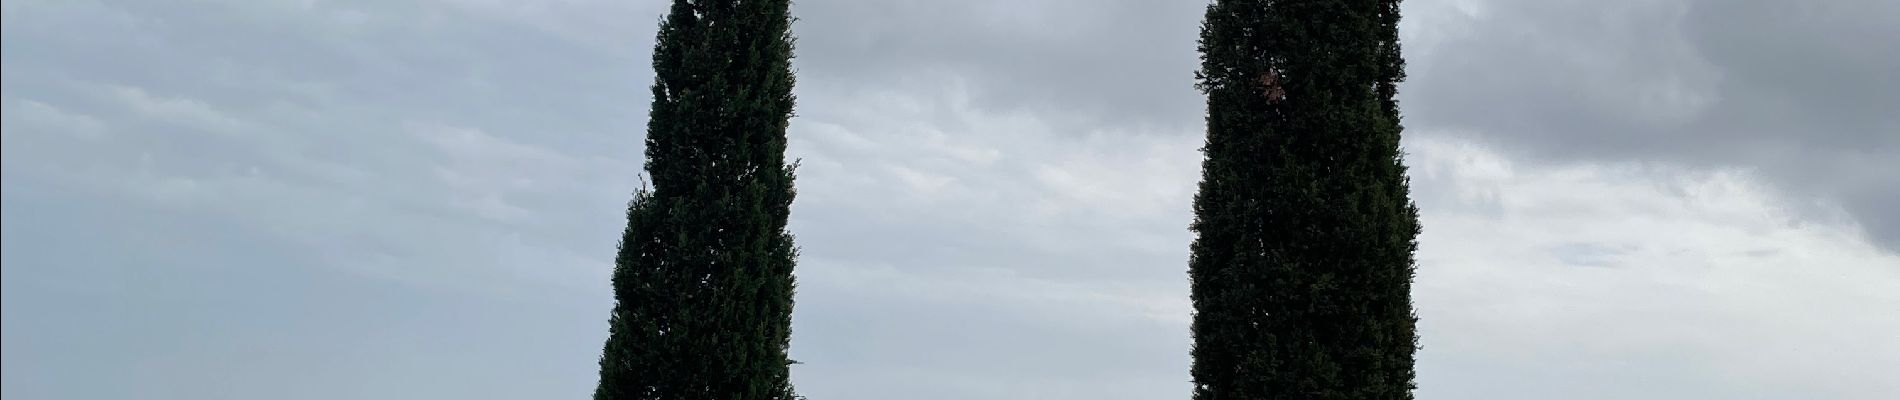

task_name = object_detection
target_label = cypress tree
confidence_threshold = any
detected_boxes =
[594,0,799,399]
[1187,0,1418,398]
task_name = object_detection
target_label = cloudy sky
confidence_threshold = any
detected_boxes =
[3,0,1897,399]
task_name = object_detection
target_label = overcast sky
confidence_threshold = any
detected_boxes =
[3,0,1897,399]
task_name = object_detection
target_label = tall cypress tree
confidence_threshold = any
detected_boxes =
[594,0,799,399]
[1187,0,1418,398]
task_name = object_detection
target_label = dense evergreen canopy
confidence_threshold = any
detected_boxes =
[1188,0,1420,398]
[593,0,800,399]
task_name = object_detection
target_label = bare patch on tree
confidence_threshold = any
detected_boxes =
[1258,69,1287,102]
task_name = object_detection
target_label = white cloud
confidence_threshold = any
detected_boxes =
[105,84,250,134]
[1408,134,1900,399]
[3,97,108,140]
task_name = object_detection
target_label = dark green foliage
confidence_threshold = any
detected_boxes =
[1187,0,1419,398]
[594,0,799,399]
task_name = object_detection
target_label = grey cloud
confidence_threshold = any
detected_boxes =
[1400,0,1900,251]
[5,0,1896,399]
[4,0,651,264]
[785,89,1201,284]
[5,1,1204,398]
[792,0,1900,251]
[4,2,646,397]
[779,77,1202,397]
[793,0,1206,134]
